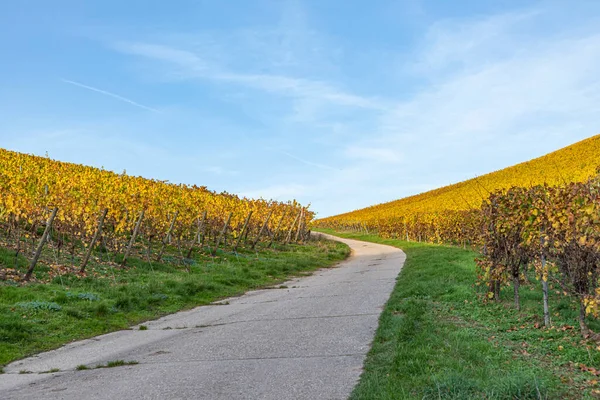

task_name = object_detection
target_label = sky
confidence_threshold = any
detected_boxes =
[1,1,600,218]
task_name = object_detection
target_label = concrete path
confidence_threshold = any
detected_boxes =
[0,234,405,400]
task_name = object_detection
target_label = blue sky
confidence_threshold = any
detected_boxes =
[2,1,600,217]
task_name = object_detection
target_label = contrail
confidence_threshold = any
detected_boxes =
[274,149,339,171]
[61,78,160,113]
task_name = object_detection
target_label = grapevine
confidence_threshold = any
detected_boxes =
[0,149,313,281]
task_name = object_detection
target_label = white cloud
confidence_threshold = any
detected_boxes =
[313,9,600,215]
[114,42,386,112]
[411,10,541,76]
[97,5,600,217]
[381,32,600,147]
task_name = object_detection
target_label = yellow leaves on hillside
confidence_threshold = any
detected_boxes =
[0,149,311,248]
[317,134,600,238]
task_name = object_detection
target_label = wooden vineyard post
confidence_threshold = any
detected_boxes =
[268,211,287,248]
[24,207,58,281]
[80,208,108,273]
[14,223,21,269]
[251,210,273,250]
[122,210,144,266]
[186,211,207,259]
[197,211,207,245]
[285,210,301,244]
[242,214,252,242]
[213,212,232,255]
[542,251,550,327]
[145,234,153,263]
[294,208,305,242]
[157,211,179,262]
[233,211,253,252]
[541,232,551,328]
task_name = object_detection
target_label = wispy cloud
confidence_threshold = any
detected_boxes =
[283,7,600,216]
[60,78,161,113]
[41,2,600,218]
[113,42,386,111]
[411,10,541,76]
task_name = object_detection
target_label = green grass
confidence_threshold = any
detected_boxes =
[316,229,600,399]
[0,237,350,367]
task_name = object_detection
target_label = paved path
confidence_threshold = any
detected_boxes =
[0,234,405,400]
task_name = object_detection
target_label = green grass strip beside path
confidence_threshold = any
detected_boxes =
[0,238,349,367]
[316,229,600,400]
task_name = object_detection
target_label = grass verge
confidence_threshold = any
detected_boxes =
[316,229,600,399]
[0,237,349,367]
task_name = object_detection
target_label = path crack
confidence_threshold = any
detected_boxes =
[156,312,380,330]
[138,353,367,365]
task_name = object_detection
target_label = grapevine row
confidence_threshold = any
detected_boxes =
[316,136,600,335]
[477,173,600,336]
[318,167,600,336]
[317,134,600,242]
[0,149,313,281]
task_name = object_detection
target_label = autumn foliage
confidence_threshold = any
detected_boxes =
[316,134,600,336]
[0,148,312,280]
[317,134,600,245]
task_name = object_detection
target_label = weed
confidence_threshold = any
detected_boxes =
[95,360,139,368]
[40,368,60,374]
[66,292,100,302]
[16,301,62,312]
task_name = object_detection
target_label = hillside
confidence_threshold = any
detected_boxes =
[317,134,600,226]
[0,148,310,239]
[0,147,313,285]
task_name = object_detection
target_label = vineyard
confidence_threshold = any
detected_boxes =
[316,134,600,337]
[0,148,313,283]
[477,174,600,336]
[317,134,600,244]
